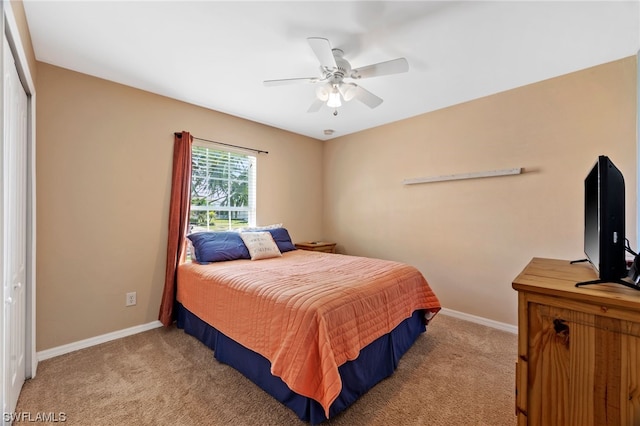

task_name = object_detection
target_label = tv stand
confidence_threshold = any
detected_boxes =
[569,258,589,264]
[569,258,640,291]
[575,278,640,291]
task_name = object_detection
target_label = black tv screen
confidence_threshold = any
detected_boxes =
[583,155,626,281]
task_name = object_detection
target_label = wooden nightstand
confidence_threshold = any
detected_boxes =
[295,241,336,253]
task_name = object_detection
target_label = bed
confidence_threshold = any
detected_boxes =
[176,229,441,423]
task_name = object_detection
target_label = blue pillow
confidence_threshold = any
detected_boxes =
[240,227,296,253]
[187,232,250,264]
[266,228,296,253]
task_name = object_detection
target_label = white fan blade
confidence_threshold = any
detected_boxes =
[351,58,409,79]
[352,85,383,109]
[307,37,337,70]
[307,98,324,113]
[263,77,320,86]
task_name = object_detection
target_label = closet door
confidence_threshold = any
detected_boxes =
[2,34,27,416]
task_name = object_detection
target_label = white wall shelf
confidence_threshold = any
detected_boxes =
[403,167,522,185]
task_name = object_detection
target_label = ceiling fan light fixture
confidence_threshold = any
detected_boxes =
[340,83,357,102]
[315,85,330,102]
[327,86,342,108]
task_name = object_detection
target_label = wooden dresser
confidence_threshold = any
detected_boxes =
[294,241,336,253]
[512,258,640,425]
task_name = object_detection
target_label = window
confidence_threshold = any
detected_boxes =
[189,143,256,232]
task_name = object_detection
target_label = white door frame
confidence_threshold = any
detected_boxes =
[1,1,37,392]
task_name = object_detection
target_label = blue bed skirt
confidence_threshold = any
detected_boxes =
[176,303,426,424]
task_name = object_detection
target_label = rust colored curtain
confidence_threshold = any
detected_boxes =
[159,131,192,326]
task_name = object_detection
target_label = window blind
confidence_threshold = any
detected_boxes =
[190,143,256,232]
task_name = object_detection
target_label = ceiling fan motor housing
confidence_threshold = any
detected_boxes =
[325,49,351,84]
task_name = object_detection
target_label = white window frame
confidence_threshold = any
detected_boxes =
[189,141,256,232]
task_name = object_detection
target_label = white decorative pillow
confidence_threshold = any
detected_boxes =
[240,231,282,260]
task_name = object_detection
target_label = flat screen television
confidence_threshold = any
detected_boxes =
[574,155,636,289]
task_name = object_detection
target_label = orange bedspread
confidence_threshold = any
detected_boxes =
[177,250,440,416]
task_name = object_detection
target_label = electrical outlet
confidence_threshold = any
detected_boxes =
[126,292,137,307]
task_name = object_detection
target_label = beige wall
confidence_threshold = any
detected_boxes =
[36,63,323,350]
[324,56,637,326]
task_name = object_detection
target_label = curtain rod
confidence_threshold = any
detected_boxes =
[175,132,268,155]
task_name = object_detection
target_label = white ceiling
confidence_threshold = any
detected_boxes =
[22,1,640,141]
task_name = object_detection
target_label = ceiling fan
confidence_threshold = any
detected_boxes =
[263,37,409,115]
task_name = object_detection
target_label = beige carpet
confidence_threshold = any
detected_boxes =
[16,314,517,425]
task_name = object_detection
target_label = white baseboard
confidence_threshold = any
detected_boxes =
[439,308,517,334]
[35,310,514,362]
[37,320,163,362]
